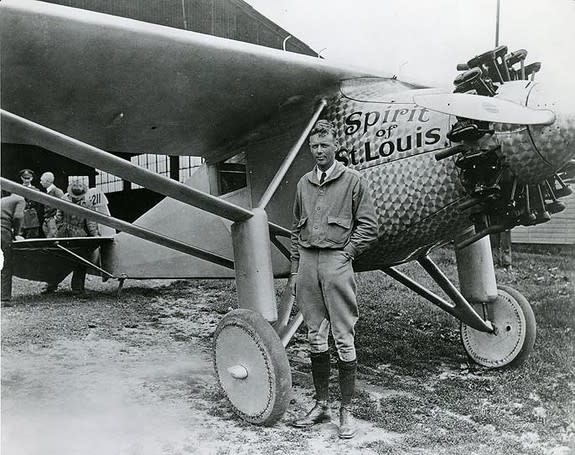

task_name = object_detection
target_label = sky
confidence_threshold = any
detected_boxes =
[244,0,575,89]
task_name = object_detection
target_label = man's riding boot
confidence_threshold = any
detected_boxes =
[310,351,330,402]
[292,400,331,428]
[339,406,357,439]
[292,351,331,428]
[338,359,357,439]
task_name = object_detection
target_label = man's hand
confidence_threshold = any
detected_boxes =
[342,250,354,261]
[289,273,297,296]
[14,235,24,241]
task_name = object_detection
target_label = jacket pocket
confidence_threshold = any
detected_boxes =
[297,216,309,241]
[326,216,352,244]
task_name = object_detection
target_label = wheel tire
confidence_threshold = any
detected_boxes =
[461,285,536,368]
[213,309,292,425]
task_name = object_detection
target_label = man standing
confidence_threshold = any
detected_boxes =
[39,172,64,238]
[42,180,100,295]
[290,120,379,439]
[19,169,42,238]
[1,190,25,303]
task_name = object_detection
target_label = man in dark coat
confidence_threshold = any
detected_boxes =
[39,171,64,238]
[1,190,25,303]
[19,169,42,238]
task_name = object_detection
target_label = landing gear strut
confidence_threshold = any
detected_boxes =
[383,229,537,368]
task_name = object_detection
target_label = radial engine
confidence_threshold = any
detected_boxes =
[435,45,575,248]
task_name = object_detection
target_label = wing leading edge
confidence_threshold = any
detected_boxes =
[1,0,379,157]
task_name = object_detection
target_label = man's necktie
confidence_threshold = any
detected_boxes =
[320,172,327,185]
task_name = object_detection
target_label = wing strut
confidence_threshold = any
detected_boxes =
[231,101,327,323]
[257,99,327,209]
[1,110,252,222]
[54,242,116,279]
[1,179,234,269]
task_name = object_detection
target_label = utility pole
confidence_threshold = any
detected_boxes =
[495,0,500,47]
[493,0,512,269]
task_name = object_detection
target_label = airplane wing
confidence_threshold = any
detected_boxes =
[1,0,381,157]
[12,236,115,282]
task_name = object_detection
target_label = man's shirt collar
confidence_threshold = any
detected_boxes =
[316,160,337,182]
[46,184,55,193]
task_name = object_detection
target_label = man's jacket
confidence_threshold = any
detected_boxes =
[1,194,25,234]
[44,185,65,219]
[55,195,100,238]
[22,184,41,230]
[290,161,379,273]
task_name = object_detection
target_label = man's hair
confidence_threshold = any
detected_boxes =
[309,119,338,141]
[41,172,55,183]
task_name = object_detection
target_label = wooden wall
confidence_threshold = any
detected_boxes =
[512,193,575,244]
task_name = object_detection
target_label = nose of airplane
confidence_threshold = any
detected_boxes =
[497,81,575,183]
[526,82,575,171]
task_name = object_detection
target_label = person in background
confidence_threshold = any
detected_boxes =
[1,190,25,303]
[85,186,114,237]
[290,120,379,439]
[19,169,42,238]
[39,171,64,238]
[42,180,100,295]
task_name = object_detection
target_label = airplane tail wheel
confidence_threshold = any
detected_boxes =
[213,309,292,425]
[461,285,536,368]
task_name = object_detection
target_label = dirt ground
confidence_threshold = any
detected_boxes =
[1,277,400,455]
[1,264,573,455]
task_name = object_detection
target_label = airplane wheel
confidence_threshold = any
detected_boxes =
[460,285,536,368]
[213,309,292,425]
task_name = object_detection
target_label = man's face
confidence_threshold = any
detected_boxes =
[20,175,33,186]
[40,175,50,188]
[309,133,338,171]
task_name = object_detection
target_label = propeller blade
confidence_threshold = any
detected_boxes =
[413,93,556,125]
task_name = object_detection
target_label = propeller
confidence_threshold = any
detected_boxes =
[439,45,574,251]
[413,92,556,125]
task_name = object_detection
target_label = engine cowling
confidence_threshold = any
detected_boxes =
[496,81,575,184]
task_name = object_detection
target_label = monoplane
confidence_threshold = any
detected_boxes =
[1,0,574,425]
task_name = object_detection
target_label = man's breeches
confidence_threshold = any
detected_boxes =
[296,248,358,362]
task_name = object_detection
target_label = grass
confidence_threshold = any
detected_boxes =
[343,245,575,454]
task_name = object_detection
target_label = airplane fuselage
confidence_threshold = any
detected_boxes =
[95,78,574,279]
[318,77,573,269]
[323,79,462,268]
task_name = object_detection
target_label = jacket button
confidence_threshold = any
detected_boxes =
[313,226,319,230]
